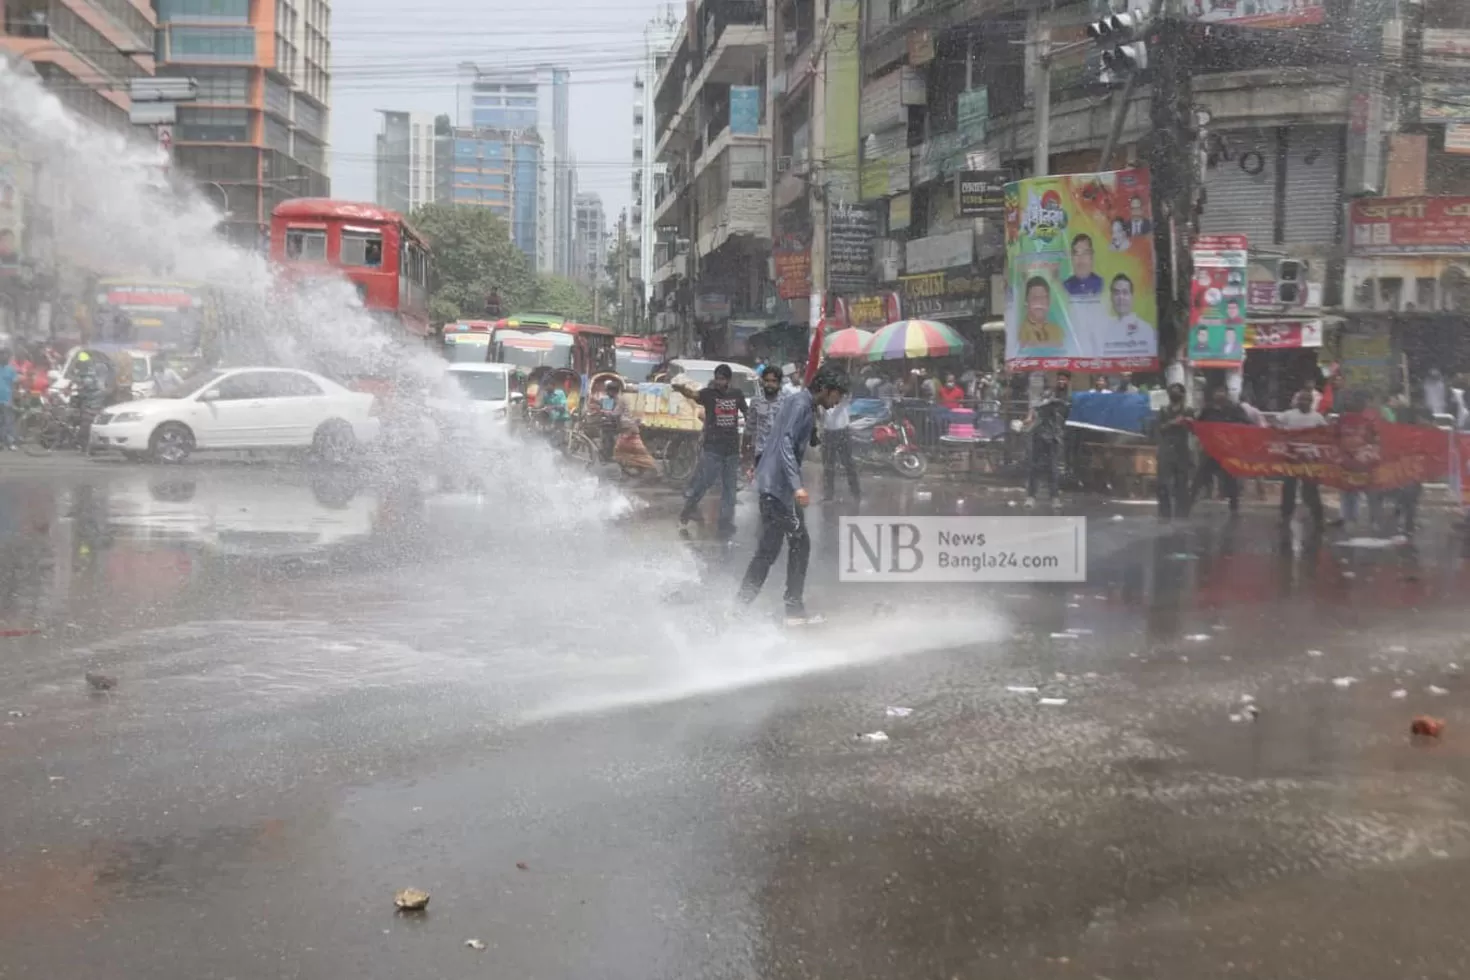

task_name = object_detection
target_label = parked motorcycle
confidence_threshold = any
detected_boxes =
[850,409,927,478]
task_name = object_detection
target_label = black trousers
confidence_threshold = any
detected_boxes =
[1192,456,1239,510]
[738,493,811,613]
[1157,456,1191,520]
[822,429,861,500]
[1281,477,1323,524]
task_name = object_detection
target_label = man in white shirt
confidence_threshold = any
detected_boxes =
[820,392,861,503]
[1275,388,1327,526]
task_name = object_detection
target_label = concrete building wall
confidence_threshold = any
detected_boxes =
[376,110,437,214]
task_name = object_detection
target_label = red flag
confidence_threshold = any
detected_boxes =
[804,317,827,386]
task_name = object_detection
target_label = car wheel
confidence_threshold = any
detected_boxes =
[149,422,194,464]
[312,419,357,465]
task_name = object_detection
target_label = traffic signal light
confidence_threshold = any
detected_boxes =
[1087,8,1149,84]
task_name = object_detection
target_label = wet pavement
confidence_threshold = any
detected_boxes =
[3,453,1470,979]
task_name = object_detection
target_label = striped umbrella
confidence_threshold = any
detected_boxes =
[823,328,873,358]
[865,319,967,361]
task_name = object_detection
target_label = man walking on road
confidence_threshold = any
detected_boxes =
[1274,388,1326,527]
[820,389,860,504]
[748,365,784,468]
[1025,370,1071,509]
[1156,382,1194,521]
[675,364,749,539]
[739,366,849,624]
[1192,386,1250,514]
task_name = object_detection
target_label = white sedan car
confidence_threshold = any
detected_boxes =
[89,367,380,463]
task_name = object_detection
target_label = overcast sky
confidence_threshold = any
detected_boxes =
[329,0,673,222]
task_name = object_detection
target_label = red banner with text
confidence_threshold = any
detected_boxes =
[1192,416,1465,491]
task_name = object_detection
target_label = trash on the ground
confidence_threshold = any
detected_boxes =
[1238,694,1256,704]
[515,861,529,871]
[1411,716,1446,738]
[1084,671,1099,679]
[1391,689,1409,699]
[884,706,913,718]
[1167,552,1197,561]
[465,939,486,951]
[1038,697,1070,706]
[6,710,24,718]
[1428,685,1450,696]
[394,888,431,911]
[1307,649,1325,658]
[1007,500,1018,508]
[1006,685,1040,694]
[1229,694,1260,723]
[84,672,117,691]
[1331,676,1359,689]
[1449,663,1464,675]
[1387,645,1409,654]
[1342,571,1357,579]
[1184,633,1211,642]
[1111,515,1124,522]
[1049,632,1078,639]
[856,731,890,743]
[1066,603,1081,608]
[1054,672,1069,681]
[1065,628,1094,635]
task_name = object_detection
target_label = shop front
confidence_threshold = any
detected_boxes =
[1240,318,1330,410]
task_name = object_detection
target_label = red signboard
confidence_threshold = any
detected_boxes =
[1244,320,1322,350]
[774,249,811,300]
[1192,416,1461,491]
[1349,197,1470,254]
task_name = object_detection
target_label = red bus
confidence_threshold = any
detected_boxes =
[269,199,431,340]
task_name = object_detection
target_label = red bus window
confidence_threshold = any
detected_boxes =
[342,228,384,268]
[285,228,326,261]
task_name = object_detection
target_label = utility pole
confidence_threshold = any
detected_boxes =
[1032,18,1051,177]
[1146,3,1197,377]
[616,208,630,334]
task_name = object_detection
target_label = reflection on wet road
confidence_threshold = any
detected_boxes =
[3,464,1470,979]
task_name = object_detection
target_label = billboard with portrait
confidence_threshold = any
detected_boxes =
[1188,234,1249,368]
[1003,168,1158,371]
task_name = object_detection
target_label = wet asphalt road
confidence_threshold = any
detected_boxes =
[3,453,1470,979]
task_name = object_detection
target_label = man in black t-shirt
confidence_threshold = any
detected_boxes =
[675,363,749,539]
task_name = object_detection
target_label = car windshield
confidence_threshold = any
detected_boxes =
[160,369,224,398]
[131,355,150,378]
[443,337,489,363]
[616,351,661,381]
[448,371,508,402]
[496,344,573,371]
[674,365,757,397]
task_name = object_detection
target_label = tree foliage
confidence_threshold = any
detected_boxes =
[533,274,595,323]
[410,203,536,325]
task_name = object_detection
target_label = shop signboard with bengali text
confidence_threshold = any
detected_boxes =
[828,203,877,292]
[1191,0,1324,29]
[1003,168,1159,371]
[898,268,987,322]
[1349,197,1470,254]
[1188,234,1249,368]
[774,247,811,300]
[956,170,1008,218]
[1244,320,1322,350]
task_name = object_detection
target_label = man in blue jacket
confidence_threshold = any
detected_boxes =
[738,365,850,623]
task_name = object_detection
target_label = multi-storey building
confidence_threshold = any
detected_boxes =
[2,0,158,338]
[457,62,571,276]
[848,0,1441,401]
[573,191,607,287]
[632,6,681,320]
[1,0,157,132]
[375,110,442,214]
[448,126,542,263]
[155,0,332,248]
[648,0,772,355]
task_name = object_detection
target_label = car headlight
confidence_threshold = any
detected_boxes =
[110,412,144,423]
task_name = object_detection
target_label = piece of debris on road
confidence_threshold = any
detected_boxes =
[1411,717,1445,738]
[84,672,117,691]
[465,939,486,950]
[394,888,430,911]
[856,731,890,743]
